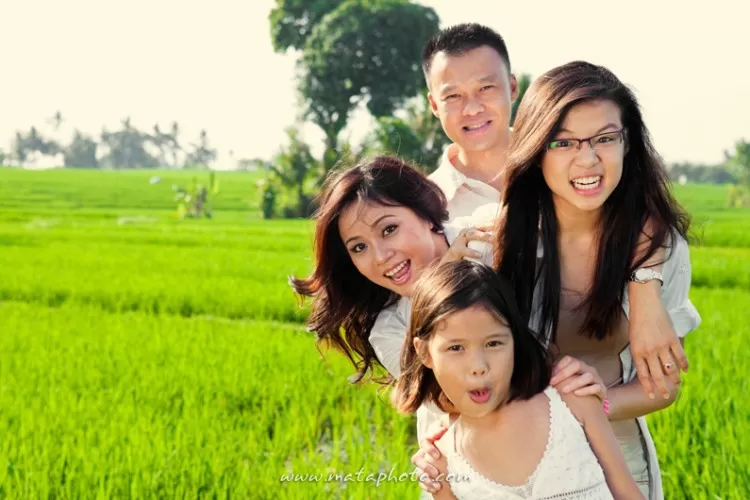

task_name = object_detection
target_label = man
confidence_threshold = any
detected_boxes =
[423,23,516,220]
[412,23,689,499]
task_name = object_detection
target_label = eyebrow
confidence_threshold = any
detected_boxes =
[343,214,395,246]
[445,330,511,344]
[557,123,620,136]
[440,74,499,94]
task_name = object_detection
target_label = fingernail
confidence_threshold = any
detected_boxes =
[663,393,670,400]
[649,393,655,400]
[431,451,440,459]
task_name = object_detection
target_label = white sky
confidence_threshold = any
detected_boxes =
[2,0,748,168]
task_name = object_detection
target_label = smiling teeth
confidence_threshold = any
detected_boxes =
[465,123,487,130]
[384,261,407,277]
[572,176,601,189]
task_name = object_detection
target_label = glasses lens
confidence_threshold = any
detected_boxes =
[592,132,622,149]
[547,139,578,151]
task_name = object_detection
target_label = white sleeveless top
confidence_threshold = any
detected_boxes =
[440,386,614,500]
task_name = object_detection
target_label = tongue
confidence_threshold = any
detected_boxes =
[470,390,489,403]
[391,261,409,280]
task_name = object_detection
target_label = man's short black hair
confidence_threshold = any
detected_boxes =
[422,23,511,79]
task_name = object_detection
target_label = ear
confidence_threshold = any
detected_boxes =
[509,74,519,103]
[413,337,433,369]
[427,92,440,119]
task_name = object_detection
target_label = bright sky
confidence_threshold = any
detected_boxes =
[2,0,748,168]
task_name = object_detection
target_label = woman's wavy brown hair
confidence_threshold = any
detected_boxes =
[290,155,449,383]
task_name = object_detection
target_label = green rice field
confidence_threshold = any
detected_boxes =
[0,168,748,498]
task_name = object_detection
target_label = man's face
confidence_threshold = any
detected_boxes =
[427,46,518,154]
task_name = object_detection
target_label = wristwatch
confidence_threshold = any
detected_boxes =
[629,268,663,285]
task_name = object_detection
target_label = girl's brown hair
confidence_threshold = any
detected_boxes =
[290,155,449,383]
[393,260,551,414]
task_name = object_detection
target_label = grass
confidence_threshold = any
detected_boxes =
[0,169,748,498]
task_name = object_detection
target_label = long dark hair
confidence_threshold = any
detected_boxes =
[392,260,551,414]
[290,155,449,383]
[495,61,690,341]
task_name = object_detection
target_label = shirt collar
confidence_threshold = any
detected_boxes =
[429,144,467,202]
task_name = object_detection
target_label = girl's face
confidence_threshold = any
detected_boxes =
[540,99,625,216]
[416,305,515,418]
[338,200,446,297]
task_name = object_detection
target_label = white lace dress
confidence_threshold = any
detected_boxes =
[440,386,614,500]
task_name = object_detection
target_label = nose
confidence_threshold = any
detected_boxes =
[373,241,394,265]
[575,141,599,168]
[463,94,484,116]
[470,350,489,377]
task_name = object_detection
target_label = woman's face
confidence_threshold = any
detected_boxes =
[338,200,445,297]
[541,99,625,215]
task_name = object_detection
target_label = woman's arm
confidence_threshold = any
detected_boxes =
[606,339,683,421]
[368,303,410,377]
[563,392,644,499]
[627,229,688,400]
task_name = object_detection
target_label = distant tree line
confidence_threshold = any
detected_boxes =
[0,112,217,169]
[668,162,736,184]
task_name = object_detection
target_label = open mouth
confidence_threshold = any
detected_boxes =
[463,121,491,133]
[570,175,602,191]
[383,260,411,285]
[468,387,491,404]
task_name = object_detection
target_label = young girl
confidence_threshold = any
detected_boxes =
[393,260,643,499]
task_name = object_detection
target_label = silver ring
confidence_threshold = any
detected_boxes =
[664,361,674,370]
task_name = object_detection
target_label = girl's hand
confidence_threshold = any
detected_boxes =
[627,281,687,400]
[550,356,607,402]
[439,227,494,265]
[412,426,450,495]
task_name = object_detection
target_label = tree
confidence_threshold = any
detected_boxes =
[12,127,61,165]
[725,138,750,207]
[184,130,217,169]
[510,73,531,127]
[725,139,750,186]
[151,124,171,167]
[271,0,440,176]
[268,126,318,217]
[364,85,474,172]
[47,110,64,131]
[269,0,347,52]
[64,130,98,168]
[99,118,160,168]
[13,132,28,165]
[362,116,424,166]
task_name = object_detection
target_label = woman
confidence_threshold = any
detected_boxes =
[417,61,701,499]
[291,156,492,384]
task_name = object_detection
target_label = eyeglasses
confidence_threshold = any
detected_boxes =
[546,129,626,153]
